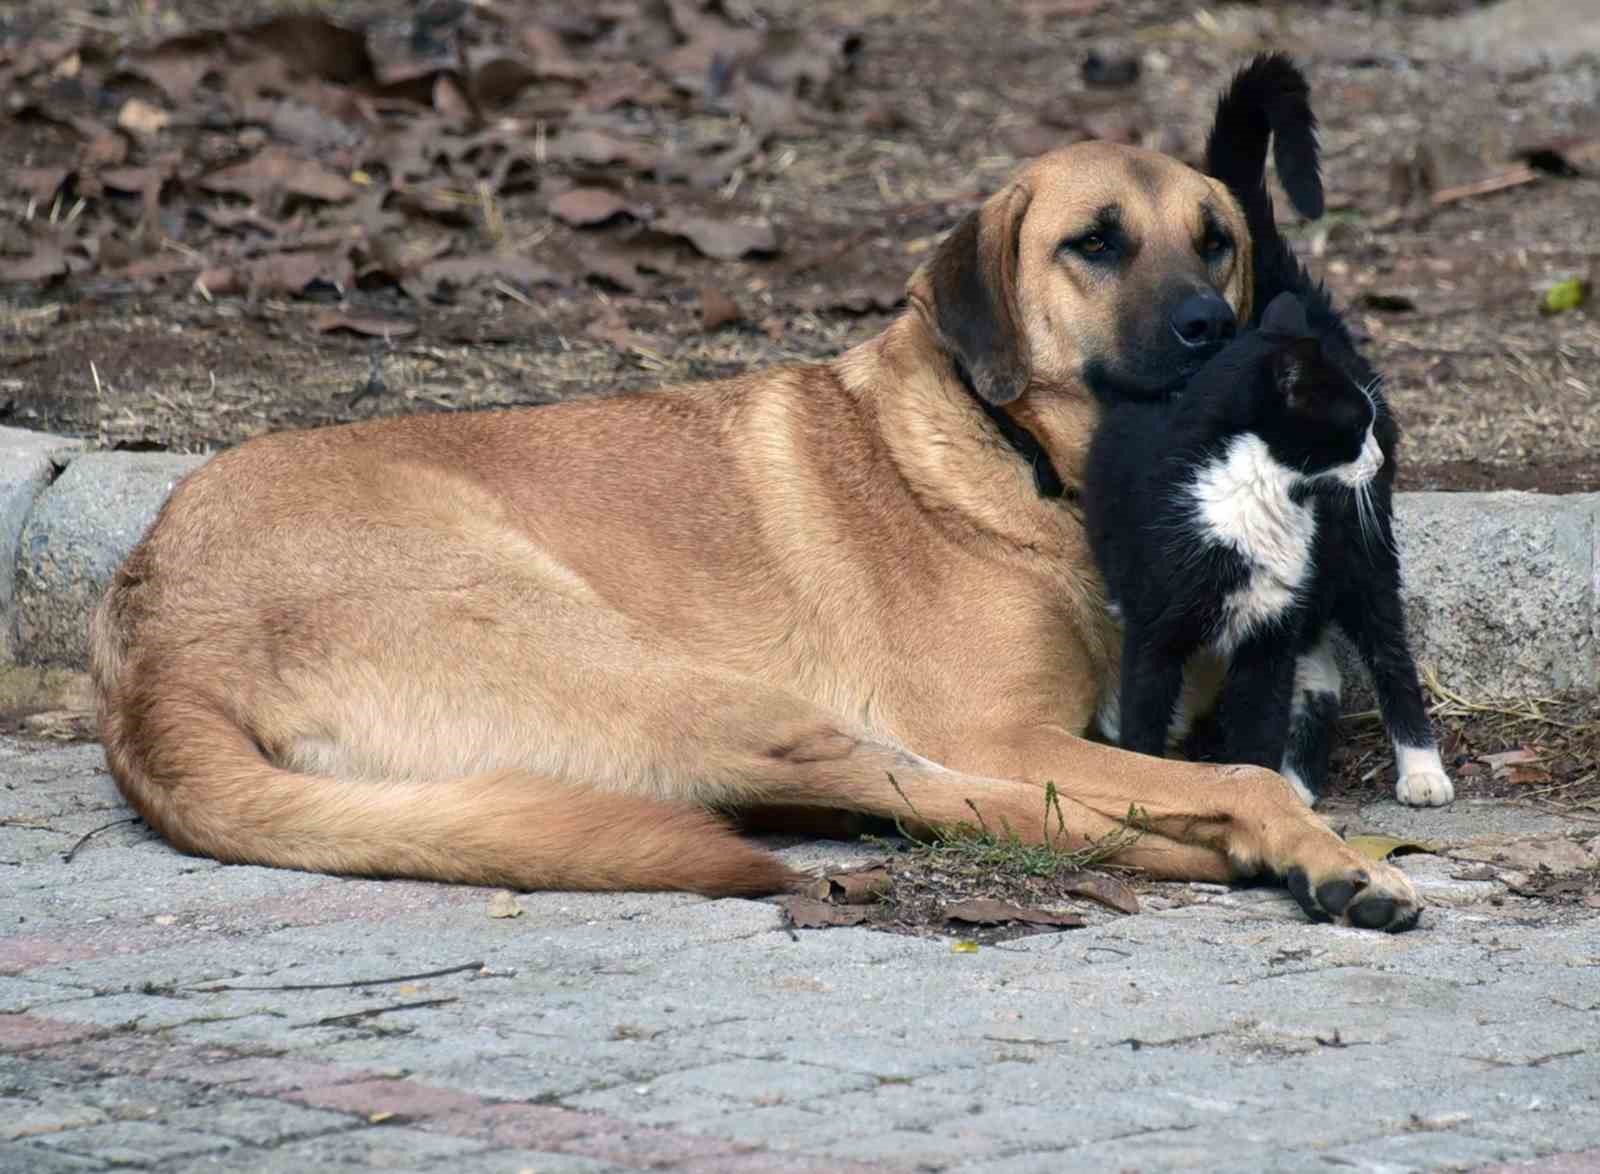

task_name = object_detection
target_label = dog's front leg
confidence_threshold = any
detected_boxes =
[945,725,1422,931]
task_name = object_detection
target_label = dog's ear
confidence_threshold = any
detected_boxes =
[915,184,1032,405]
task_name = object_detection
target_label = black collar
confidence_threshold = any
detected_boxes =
[955,363,1067,500]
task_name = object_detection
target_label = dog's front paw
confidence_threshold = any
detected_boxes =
[1285,860,1421,932]
[1396,768,1454,807]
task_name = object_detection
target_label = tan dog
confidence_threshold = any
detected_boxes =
[91,141,1421,931]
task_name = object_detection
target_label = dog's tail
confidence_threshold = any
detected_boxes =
[1205,52,1324,222]
[93,671,798,898]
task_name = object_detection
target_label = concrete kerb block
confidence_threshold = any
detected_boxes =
[0,433,1595,700]
[0,426,85,664]
[1389,491,1599,699]
[14,451,207,669]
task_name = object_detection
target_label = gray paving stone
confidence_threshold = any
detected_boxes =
[159,1099,362,1147]
[0,1142,109,1172]
[156,1125,487,1172]
[28,1119,235,1165]
[0,1092,109,1142]
[1318,1128,1530,1172]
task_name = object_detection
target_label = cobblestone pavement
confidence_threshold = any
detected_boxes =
[3,737,1599,1172]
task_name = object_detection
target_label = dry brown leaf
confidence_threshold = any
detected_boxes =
[1481,747,1542,771]
[312,311,419,339]
[549,187,633,228]
[555,129,660,172]
[0,243,69,284]
[657,212,779,261]
[698,285,743,330]
[486,890,523,919]
[1059,872,1140,915]
[802,867,890,905]
[942,899,1085,928]
[244,249,352,295]
[243,14,374,86]
[117,98,170,137]
[202,149,358,204]
[780,896,871,928]
[12,166,70,204]
[1448,837,1596,875]
[1346,835,1435,863]
[411,255,561,301]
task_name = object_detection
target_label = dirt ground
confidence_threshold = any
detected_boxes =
[1,0,1597,490]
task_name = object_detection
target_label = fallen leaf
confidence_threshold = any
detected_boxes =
[1542,278,1589,316]
[1346,835,1435,863]
[698,285,743,330]
[820,867,890,905]
[951,940,980,953]
[117,98,170,137]
[312,311,419,339]
[549,187,633,228]
[0,243,69,284]
[1449,836,1595,875]
[1059,872,1140,915]
[943,899,1085,928]
[486,890,523,919]
[780,896,871,928]
[201,149,358,204]
[409,255,561,301]
[244,249,353,295]
[1480,748,1542,771]
[657,212,779,261]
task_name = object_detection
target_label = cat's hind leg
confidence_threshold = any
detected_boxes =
[1280,632,1342,806]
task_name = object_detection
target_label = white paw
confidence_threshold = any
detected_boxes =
[1396,769,1454,806]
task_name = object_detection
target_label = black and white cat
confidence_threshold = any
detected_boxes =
[1201,53,1451,807]
[1085,292,1384,775]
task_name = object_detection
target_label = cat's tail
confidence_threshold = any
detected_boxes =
[1204,53,1324,222]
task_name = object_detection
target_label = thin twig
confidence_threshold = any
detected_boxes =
[63,817,141,863]
[189,960,486,993]
[293,996,460,1029]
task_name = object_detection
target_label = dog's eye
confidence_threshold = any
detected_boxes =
[1200,230,1233,259]
[1062,232,1111,258]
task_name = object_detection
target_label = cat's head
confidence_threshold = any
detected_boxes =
[1256,293,1382,489]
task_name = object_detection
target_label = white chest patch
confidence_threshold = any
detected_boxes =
[1188,434,1316,653]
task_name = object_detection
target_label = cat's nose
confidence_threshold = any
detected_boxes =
[1170,293,1237,351]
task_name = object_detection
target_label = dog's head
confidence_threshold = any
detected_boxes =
[909,140,1255,406]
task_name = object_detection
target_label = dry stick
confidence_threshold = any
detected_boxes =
[1430,140,1600,207]
[63,817,141,863]
[189,960,486,993]
[293,996,460,1029]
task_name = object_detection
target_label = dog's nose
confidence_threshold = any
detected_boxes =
[1170,293,1237,350]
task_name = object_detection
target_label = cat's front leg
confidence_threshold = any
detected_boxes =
[1336,574,1453,806]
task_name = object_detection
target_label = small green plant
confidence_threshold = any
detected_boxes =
[870,775,1145,878]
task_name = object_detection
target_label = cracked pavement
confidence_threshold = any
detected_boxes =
[3,736,1599,1172]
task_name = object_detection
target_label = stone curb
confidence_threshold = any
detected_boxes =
[0,425,1595,699]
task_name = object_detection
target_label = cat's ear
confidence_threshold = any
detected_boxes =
[1260,292,1308,339]
[910,184,1033,405]
[1271,337,1323,403]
